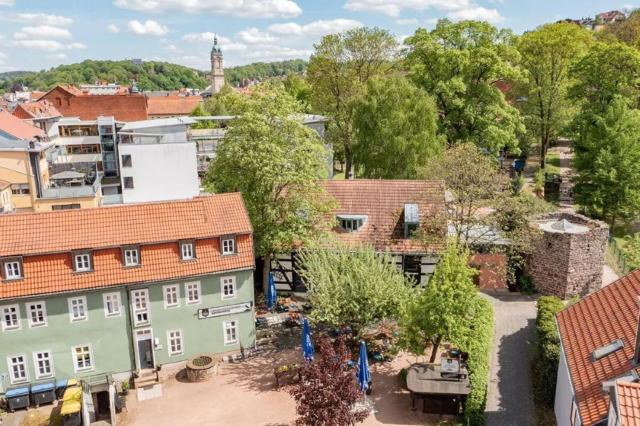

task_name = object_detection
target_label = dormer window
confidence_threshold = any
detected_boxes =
[180,241,196,260]
[404,204,419,238]
[337,215,367,232]
[221,236,236,256]
[123,246,140,267]
[73,252,92,273]
[2,258,23,280]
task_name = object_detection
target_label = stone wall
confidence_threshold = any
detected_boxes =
[529,212,608,299]
[469,253,508,291]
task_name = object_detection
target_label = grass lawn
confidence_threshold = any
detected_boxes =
[544,151,561,176]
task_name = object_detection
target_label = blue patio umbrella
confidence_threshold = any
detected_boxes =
[357,341,370,393]
[302,318,314,361]
[266,272,277,310]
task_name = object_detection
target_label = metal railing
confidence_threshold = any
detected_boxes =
[607,236,630,276]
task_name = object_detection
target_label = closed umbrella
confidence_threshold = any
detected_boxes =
[302,318,314,361]
[357,341,370,393]
[266,272,277,310]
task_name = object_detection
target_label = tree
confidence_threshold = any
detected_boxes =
[352,75,443,179]
[599,10,640,48]
[190,104,215,129]
[202,84,249,116]
[289,336,368,426]
[297,245,415,337]
[283,73,312,113]
[400,241,480,362]
[307,27,398,177]
[204,82,333,291]
[517,23,591,168]
[405,20,525,155]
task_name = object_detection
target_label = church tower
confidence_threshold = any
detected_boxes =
[210,35,225,94]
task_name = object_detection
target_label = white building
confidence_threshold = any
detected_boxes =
[117,117,199,204]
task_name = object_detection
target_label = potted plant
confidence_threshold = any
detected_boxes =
[121,381,130,395]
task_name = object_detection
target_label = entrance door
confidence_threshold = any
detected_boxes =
[135,329,155,369]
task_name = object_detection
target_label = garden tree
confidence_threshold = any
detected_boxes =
[405,20,525,155]
[190,104,215,129]
[297,245,415,337]
[352,75,444,179]
[517,23,591,168]
[400,241,480,362]
[571,98,640,227]
[204,82,333,291]
[307,27,398,177]
[202,84,249,116]
[283,73,312,113]
[289,336,368,426]
[622,233,640,271]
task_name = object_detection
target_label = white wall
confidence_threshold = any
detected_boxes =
[555,344,579,426]
[119,142,199,204]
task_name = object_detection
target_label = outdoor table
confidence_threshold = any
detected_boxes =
[406,363,471,414]
[5,385,30,412]
[30,380,56,407]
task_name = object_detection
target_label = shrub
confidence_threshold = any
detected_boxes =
[519,275,536,294]
[534,167,545,196]
[532,296,564,408]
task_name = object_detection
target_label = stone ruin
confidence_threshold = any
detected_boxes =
[529,212,609,299]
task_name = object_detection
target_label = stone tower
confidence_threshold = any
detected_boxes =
[210,35,225,94]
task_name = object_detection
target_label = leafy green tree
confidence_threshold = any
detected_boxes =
[307,27,398,177]
[225,59,307,86]
[400,241,479,362]
[204,83,333,290]
[283,74,312,113]
[405,20,524,155]
[517,23,591,168]
[622,233,640,270]
[298,245,415,338]
[190,104,215,129]
[598,10,640,48]
[352,75,443,179]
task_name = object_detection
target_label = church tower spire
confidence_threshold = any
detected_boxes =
[210,35,225,94]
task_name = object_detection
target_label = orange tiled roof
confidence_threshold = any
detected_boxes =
[12,100,62,120]
[321,180,446,254]
[147,95,202,116]
[0,194,254,300]
[0,110,46,140]
[557,270,640,425]
[617,381,640,425]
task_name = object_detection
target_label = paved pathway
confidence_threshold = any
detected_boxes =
[483,292,538,426]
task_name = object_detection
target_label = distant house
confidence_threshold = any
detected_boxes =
[146,94,202,119]
[596,10,626,25]
[0,109,46,140]
[12,100,62,133]
[555,269,640,426]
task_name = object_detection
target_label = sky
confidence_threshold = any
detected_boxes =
[0,0,634,73]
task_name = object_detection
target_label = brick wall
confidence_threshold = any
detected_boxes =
[469,253,508,291]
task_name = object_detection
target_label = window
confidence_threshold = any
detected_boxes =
[223,320,238,345]
[68,296,88,322]
[26,301,47,328]
[124,177,134,189]
[7,355,28,383]
[123,247,140,267]
[131,289,150,325]
[163,285,180,308]
[180,241,195,260]
[185,281,201,305]
[103,292,121,317]
[221,276,236,300]
[33,351,53,379]
[74,252,92,272]
[221,237,235,255]
[1,304,20,331]
[72,345,93,372]
[167,330,183,356]
[340,218,365,232]
[10,183,29,195]
[121,154,132,167]
[52,204,81,211]
[3,259,22,280]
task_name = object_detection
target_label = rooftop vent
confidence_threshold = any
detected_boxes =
[591,339,624,362]
[404,203,419,238]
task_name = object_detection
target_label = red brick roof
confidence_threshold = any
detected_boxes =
[616,381,640,425]
[12,100,62,120]
[557,270,640,425]
[0,110,46,140]
[147,95,202,116]
[321,180,446,254]
[0,194,254,300]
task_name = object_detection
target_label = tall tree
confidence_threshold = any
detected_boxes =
[517,23,591,168]
[204,82,333,291]
[405,20,525,155]
[307,27,398,177]
[352,75,443,179]
[283,73,312,113]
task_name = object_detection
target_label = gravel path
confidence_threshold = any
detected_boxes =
[483,292,538,426]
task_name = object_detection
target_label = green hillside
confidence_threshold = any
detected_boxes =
[225,59,307,86]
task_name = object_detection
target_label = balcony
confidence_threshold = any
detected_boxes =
[40,172,102,200]
[119,132,164,145]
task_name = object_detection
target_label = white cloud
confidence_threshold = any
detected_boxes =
[0,52,6,59]
[14,26,72,40]
[182,32,248,51]
[237,27,276,44]
[108,24,120,33]
[127,20,169,36]
[48,53,68,60]
[164,44,179,51]
[182,31,217,43]
[113,0,302,18]
[268,19,362,36]
[243,45,312,60]
[12,39,86,51]
[9,13,73,26]
[343,0,503,22]
[395,18,419,25]
[0,0,14,5]
[448,6,504,22]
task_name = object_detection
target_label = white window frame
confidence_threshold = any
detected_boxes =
[33,350,54,380]
[131,289,150,326]
[3,260,22,280]
[26,301,47,328]
[221,237,235,255]
[74,253,92,272]
[180,242,195,260]
[7,354,28,384]
[185,281,201,305]
[223,319,238,346]
[221,276,237,300]
[167,329,183,356]
[1,304,21,331]
[103,292,121,318]
[163,284,180,309]
[123,247,140,267]
[68,296,88,322]
[72,344,94,373]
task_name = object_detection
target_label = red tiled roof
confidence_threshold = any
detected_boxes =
[30,91,46,101]
[557,270,640,425]
[0,110,46,140]
[0,194,254,300]
[616,381,640,425]
[321,180,446,254]
[12,100,62,120]
[147,95,202,116]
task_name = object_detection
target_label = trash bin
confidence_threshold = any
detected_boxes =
[30,380,56,407]
[5,385,30,412]
[61,385,82,426]
[55,378,68,399]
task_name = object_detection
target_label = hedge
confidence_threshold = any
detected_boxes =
[462,296,494,425]
[532,296,564,408]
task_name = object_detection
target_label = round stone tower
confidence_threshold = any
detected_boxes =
[529,212,609,299]
[210,35,225,94]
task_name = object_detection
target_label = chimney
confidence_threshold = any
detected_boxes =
[633,297,640,365]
